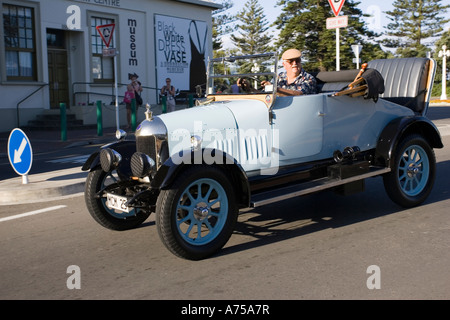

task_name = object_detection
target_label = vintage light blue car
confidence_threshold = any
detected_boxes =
[83,53,443,260]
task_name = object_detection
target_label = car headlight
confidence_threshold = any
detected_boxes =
[99,148,122,172]
[131,152,156,178]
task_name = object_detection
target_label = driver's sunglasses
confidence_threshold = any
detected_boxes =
[286,58,300,65]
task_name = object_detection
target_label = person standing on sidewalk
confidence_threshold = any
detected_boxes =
[160,78,176,112]
[126,73,143,128]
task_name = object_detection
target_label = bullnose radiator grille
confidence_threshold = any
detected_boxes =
[136,135,157,161]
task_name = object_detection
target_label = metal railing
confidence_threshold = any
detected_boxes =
[72,82,159,106]
[16,83,48,127]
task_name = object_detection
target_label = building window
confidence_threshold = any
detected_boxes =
[3,3,36,81]
[91,16,115,83]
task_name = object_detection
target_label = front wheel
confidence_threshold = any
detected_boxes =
[156,165,238,260]
[383,134,436,208]
[85,169,151,230]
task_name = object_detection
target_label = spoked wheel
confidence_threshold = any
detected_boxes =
[85,169,151,230]
[156,165,238,260]
[383,134,436,208]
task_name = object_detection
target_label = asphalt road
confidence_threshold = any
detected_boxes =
[1,135,449,302]
[1,105,449,307]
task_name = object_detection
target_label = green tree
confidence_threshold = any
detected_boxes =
[273,0,387,71]
[230,0,272,55]
[384,0,450,57]
[212,0,236,56]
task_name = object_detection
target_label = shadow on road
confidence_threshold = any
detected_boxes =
[217,159,450,258]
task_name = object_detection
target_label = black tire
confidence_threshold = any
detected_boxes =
[383,134,436,208]
[156,165,238,260]
[85,169,150,230]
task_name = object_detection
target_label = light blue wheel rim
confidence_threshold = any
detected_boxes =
[397,145,429,197]
[100,170,138,218]
[175,178,228,246]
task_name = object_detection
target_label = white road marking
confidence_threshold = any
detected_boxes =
[437,124,450,137]
[47,155,90,164]
[0,205,67,223]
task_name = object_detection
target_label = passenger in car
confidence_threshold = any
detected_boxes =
[263,48,317,96]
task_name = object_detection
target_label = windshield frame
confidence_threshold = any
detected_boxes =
[206,52,279,102]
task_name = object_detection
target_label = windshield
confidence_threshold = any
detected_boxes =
[207,53,278,95]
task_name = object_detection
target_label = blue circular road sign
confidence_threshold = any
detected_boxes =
[7,128,33,176]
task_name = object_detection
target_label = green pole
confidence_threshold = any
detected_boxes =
[131,98,137,131]
[96,100,103,136]
[60,102,67,141]
[188,94,194,108]
[162,96,167,114]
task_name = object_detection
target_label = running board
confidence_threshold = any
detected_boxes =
[250,167,391,208]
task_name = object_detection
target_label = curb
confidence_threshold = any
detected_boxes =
[0,167,87,206]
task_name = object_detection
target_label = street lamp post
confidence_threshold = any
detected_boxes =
[438,44,450,100]
[251,62,260,89]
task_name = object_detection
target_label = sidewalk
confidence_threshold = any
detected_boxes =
[0,126,118,205]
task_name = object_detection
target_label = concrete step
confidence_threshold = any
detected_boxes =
[35,114,78,121]
[26,110,94,131]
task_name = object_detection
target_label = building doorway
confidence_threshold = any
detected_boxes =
[47,29,70,109]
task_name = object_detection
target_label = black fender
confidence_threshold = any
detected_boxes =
[81,140,136,178]
[150,148,251,208]
[375,115,443,167]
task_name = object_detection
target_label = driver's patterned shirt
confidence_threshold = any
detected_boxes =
[278,68,317,94]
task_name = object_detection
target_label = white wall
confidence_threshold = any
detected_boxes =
[0,0,215,132]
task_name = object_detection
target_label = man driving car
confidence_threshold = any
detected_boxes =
[262,48,317,96]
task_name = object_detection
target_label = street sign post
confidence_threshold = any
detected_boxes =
[326,15,348,29]
[8,128,33,184]
[328,0,345,16]
[96,24,120,131]
[96,24,115,48]
[328,0,346,71]
[102,47,117,57]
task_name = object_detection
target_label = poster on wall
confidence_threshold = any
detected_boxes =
[155,14,209,93]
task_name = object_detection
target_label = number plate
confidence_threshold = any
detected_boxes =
[106,193,131,213]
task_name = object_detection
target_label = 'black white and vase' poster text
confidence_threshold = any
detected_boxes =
[155,14,209,92]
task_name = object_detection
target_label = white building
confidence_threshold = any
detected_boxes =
[0,0,220,131]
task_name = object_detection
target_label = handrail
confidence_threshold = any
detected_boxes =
[72,81,159,106]
[16,83,48,127]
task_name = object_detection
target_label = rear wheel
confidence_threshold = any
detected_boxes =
[156,165,238,260]
[383,134,436,208]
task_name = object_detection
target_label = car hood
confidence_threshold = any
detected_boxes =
[157,99,270,155]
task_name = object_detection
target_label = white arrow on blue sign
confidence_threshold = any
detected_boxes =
[8,128,33,176]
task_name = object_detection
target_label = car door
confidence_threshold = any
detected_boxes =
[271,95,325,165]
